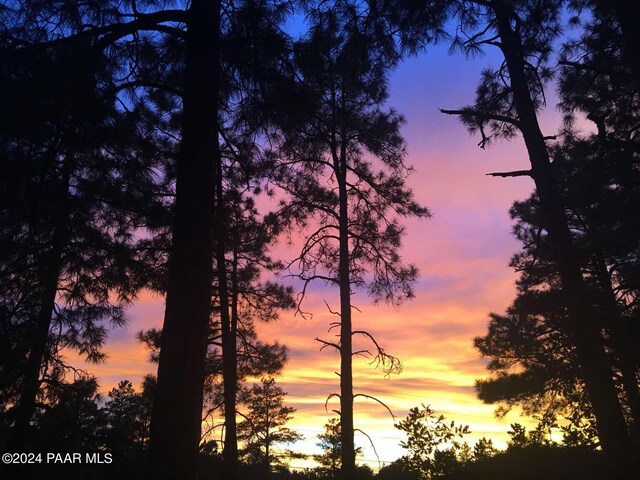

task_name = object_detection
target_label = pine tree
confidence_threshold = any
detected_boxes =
[436,0,631,460]
[237,377,302,480]
[0,3,217,476]
[265,3,429,477]
[395,405,470,480]
[0,24,162,451]
[474,132,640,443]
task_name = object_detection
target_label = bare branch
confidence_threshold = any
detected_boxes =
[324,393,341,413]
[486,169,532,178]
[315,337,340,351]
[354,428,381,468]
[353,393,396,420]
[352,330,402,376]
[324,300,341,317]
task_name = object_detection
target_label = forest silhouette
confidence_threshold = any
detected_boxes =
[1,1,639,479]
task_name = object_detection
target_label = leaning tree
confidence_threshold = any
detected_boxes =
[434,0,632,460]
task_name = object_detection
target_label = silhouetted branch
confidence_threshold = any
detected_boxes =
[354,428,381,468]
[439,108,521,127]
[352,330,402,376]
[353,393,396,420]
[324,300,341,317]
[324,393,341,416]
[110,80,184,97]
[558,60,632,80]
[486,169,532,178]
[8,9,187,50]
[315,337,340,351]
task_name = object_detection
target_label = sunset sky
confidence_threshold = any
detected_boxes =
[67,39,570,471]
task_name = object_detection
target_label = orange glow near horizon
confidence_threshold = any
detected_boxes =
[64,46,573,471]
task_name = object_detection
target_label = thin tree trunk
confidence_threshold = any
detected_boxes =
[9,158,71,451]
[218,145,239,480]
[492,0,631,460]
[265,425,271,480]
[148,0,219,478]
[337,144,355,480]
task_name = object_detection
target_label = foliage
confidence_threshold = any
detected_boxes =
[312,417,365,479]
[100,378,155,458]
[442,445,610,480]
[237,377,303,475]
[395,405,470,479]
[313,417,343,477]
[471,437,497,461]
[474,129,640,444]
[376,459,421,480]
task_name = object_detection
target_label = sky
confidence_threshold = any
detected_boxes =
[66,38,569,471]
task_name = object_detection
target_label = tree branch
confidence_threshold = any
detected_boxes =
[439,108,521,128]
[486,169,532,178]
[353,393,396,420]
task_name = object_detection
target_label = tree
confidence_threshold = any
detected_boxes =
[267,3,429,477]
[0,2,218,476]
[436,0,631,460]
[474,131,640,444]
[0,23,162,452]
[557,5,640,439]
[314,418,342,477]
[3,2,290,476]
[101,378,155,459]
[395,405,470,479]
[472,437,498,461]
[213,188,294,480]
[593,0,640,87]
[376,460,421,480]
[148,1,220,477]
[237,377,302,480]
[312,417,362,479]
[132,2,294,475]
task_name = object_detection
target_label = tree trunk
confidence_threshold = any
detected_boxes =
[605,0,640,88]
[264,400,273,480]
[148,0,219,478]
[9,158,71,451]
[218,147,239,480]
[594,254,640,442]
[337,145,355,480]
[492,0,631,460]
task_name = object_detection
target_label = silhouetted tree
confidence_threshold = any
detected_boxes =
[395,405,470,479]
[474,130,640,445]
[557,5,640,439]
[313,418,349,478]
[101,378,155,459]
[472,437,498,461]
[213,187,294,479]
[437,0,631,460]
[590,0,640,87]
[376,460,421,480]
[0,25,163,452]
[267,3,429,477]
[237,377,302,480]
[32,374,104,453]
[147,1,221,476]
[0,2,217,476]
